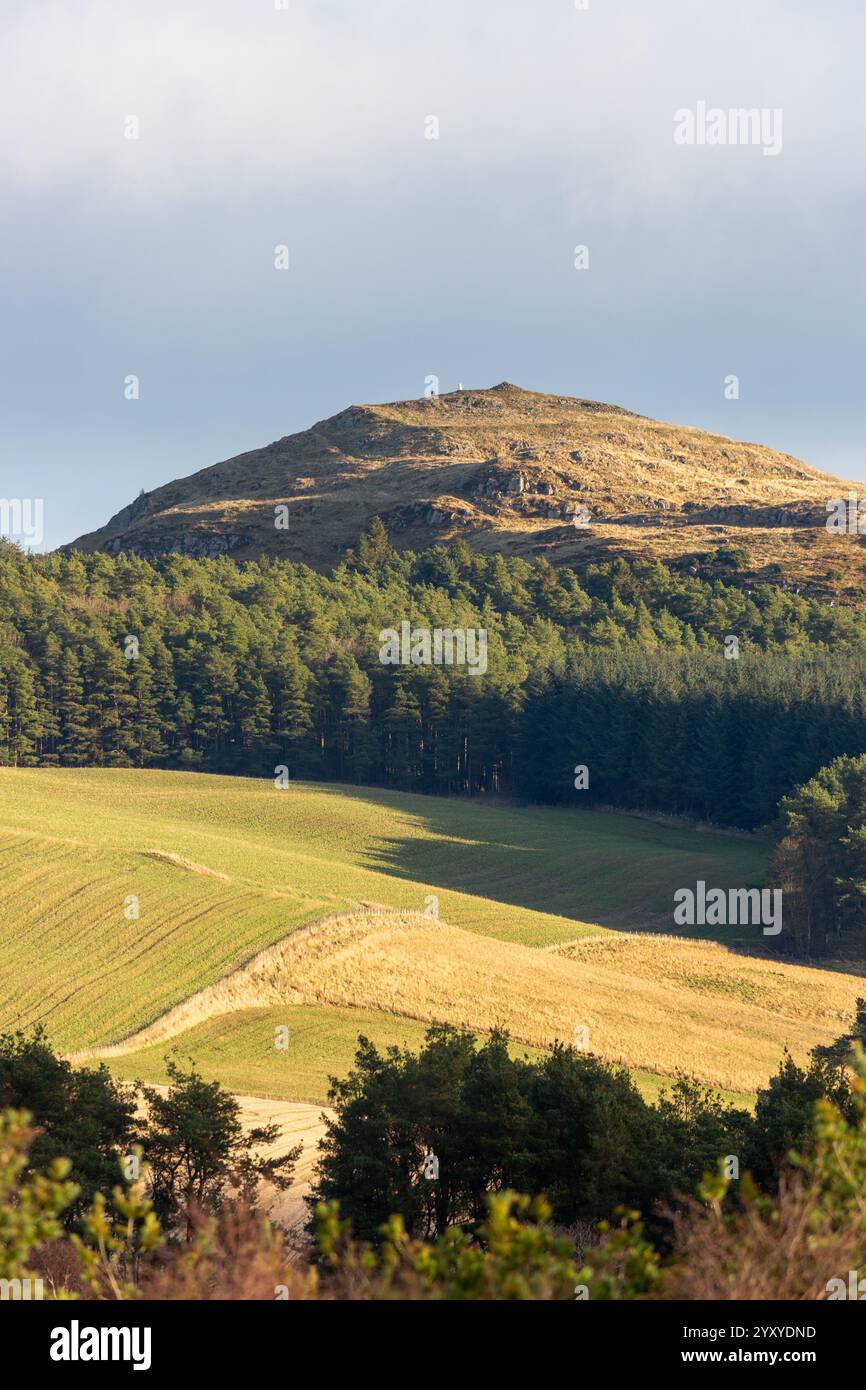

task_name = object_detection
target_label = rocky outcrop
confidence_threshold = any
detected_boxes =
[104,529,251,560]
[679,501,822,527]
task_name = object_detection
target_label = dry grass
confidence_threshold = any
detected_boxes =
[142,850,231,880]
[665,1174,866,1300]
[80,909,863,1095]
[551,933,859,1020]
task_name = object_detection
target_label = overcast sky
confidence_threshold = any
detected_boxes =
[1,0,863,549]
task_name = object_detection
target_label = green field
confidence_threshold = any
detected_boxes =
[0,765,818,1104]
[0,766,769,1047]
[102,1003,547,1105]
[102,1003,754,1110]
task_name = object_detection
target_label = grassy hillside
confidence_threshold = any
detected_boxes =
[0,765,856,1103]
[101,1003,548,1106]
[82,906,860,1096]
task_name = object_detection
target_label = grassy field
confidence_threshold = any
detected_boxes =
[0,765,855,1104]
[102,1003,751,1110]
[102,1003,547,1105]
[87,908,858,1097]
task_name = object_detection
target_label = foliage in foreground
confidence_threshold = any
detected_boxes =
[0,1109,577,1300]
[0,1031,298,1240]
[3,1021,866,1300]
[599,1044,866,1301]
[5,1046,866,1299]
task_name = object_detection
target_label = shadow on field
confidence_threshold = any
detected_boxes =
[308,781,771,940]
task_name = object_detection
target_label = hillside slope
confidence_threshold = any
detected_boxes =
[0,766,767,1051]
[80,908,860,1096]
[69,384,861,592]
[0,766,858,1103]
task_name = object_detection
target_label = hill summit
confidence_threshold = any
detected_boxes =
[70,383,860,593]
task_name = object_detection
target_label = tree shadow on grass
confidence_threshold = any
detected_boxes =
[307,780,771,939]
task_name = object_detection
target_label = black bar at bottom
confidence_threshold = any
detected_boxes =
[4,1297,854,1377]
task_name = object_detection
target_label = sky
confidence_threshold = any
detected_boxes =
[0,0,863,550]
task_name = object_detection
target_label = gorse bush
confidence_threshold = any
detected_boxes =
[312,1191,580,1301]
[0,1109,78,1294]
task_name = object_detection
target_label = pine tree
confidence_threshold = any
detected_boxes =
[129,655,165,767]
[58,648,93,767]
[271,640,315,773]
[89,642,137,766]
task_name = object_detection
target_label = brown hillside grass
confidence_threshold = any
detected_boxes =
[70,383,866,596]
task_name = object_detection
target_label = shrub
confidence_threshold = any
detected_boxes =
[0,1027,135,1226]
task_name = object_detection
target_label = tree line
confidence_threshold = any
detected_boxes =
[2,524,866,827]
[310,1022,857,1245]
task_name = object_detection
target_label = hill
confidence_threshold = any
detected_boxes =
[68,383,862,596]
[0,767,859,1104]
[84,908,858,1099]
